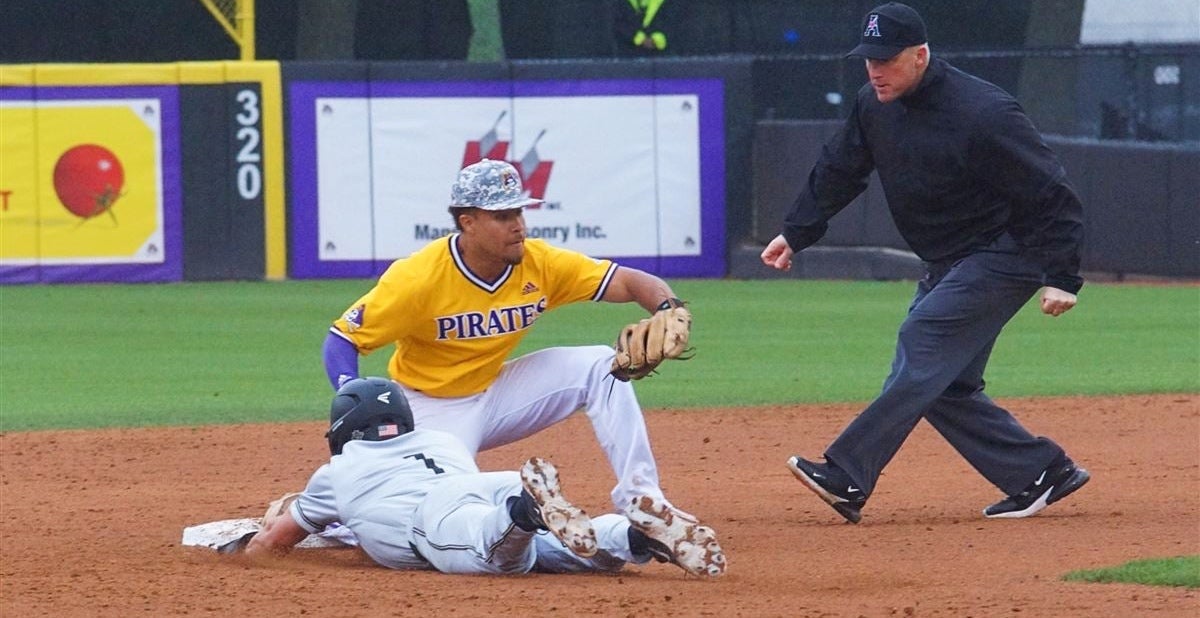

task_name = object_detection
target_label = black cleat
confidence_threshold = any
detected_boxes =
[983,457,1090,519]
[786,456,866,524]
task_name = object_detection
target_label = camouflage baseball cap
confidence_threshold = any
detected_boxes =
[449,159,543,211]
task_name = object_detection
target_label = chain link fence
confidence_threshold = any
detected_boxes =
[752,44,1200,144]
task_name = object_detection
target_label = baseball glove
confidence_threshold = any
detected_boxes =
[610,298,693,381]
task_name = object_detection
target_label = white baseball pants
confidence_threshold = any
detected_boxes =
[401,345,666,512]
[409,470,639,574]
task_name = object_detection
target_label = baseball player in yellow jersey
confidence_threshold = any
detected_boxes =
[322,159,721,562]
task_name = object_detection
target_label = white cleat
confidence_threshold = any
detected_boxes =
[625,495,726,577]
[520,457,598,558]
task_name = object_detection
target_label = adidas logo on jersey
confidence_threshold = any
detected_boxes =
[521,282,540,295]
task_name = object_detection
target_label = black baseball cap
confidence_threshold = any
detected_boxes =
[846,2,927,59]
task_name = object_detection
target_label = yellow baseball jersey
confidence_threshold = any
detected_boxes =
[331,235,617,397]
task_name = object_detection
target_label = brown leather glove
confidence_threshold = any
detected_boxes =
[610,299,692,381]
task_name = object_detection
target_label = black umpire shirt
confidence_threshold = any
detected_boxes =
[781,56,1084,293]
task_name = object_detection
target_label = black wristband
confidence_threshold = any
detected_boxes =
[656,297,685,312]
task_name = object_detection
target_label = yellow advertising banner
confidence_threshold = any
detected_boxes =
[1,61,285,283]
[0,104,37,261]
[0,101,165,263]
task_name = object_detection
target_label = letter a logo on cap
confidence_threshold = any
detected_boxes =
[864,14,881,37]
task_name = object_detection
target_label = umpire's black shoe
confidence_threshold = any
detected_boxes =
[983,457,1090,519]
[786,456,866,524]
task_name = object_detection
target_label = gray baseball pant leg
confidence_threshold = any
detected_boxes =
[824,240,1064,497]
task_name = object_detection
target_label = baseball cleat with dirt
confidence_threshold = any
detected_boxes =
[519,457,598,557]
[625,495,726,577]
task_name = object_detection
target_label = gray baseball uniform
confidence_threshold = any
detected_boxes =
[287,428,640,574]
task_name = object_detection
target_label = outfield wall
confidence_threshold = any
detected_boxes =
[748,121,1200,279]
[2,59,1193,284]
[281,59,753,279]
[0,62,287,283]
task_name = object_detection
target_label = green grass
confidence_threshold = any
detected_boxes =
[1065,556,1200,588]
[1,279,1196,431]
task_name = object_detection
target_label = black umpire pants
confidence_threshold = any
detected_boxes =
[825,233,1066,498]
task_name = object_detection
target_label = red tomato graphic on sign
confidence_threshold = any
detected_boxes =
[53,144,125,219]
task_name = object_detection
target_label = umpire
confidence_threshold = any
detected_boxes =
[761,2,1089,523]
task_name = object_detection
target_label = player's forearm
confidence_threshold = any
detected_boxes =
[603,267,678,314]
[244,516,308,560]
[323,331,360,390]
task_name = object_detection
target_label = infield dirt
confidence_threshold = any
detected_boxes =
[2,394,1197,617]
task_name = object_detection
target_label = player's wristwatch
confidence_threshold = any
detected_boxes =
[656,297,685,312]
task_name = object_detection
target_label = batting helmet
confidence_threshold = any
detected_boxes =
[326,377,415,455]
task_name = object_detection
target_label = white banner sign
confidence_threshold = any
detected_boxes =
[314,94,701,260]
